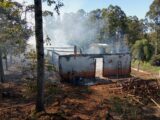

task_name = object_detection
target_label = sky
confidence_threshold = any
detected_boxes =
[18,0,154,19]
[62,0,154,19]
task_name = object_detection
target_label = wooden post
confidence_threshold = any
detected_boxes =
[74,45,77,55]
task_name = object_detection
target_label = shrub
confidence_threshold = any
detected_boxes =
[150,54,160,66]
[132,39,154,61]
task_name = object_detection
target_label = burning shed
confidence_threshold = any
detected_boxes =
[45,44,131,82]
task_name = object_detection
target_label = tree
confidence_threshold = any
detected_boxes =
[105,5,128,37]
[0,47,5,82]
[126,16,144,46]
[0,0,31,82]
[34,0,44,112]
[146,0,160,55]
[146,0,160,20]
[96,5,128,43]
[34,0,63,112]
[132,39,154,70]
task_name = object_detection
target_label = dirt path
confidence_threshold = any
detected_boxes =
[132,67,150,75]
[132,67,160,80]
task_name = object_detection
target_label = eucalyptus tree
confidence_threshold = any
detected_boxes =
[0,0,32,82]
[126,16,145,46]
[146,0,160,55]
[34,0,63,112]
[105,5,128,37]
[98,5,128,43]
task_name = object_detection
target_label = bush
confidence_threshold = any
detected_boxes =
[131,39,154,61]
[150,54,160,66]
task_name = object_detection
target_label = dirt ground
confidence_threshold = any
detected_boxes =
[0,65,160,120]
[0,81,160,120]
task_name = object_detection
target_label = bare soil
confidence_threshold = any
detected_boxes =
[0,80,160,120]
[0,65,160,120]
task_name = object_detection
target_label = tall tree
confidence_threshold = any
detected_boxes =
[0,0,31,82]
[0,47,4,82]
[146,0,160,55]
[34,0,63,112]
[34,0,45,112]
[146,0,160,20]
[106,5,128,37]
[126,16,144,46]
[100,5,128,41]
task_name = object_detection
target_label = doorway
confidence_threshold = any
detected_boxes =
[95,58,103,78]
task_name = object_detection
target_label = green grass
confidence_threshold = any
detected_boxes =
[132,60,160,74]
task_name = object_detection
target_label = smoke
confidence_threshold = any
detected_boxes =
[44,10,104,50]
[43,10,129,54]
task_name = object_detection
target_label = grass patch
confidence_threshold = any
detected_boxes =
[132,60,160,74]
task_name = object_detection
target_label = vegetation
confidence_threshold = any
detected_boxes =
[132,60,160,73]
[150,54,160,66]
[34,0,63,112]
[0,0,160,119]
[0,0,32,82]
[51,1,160,62]
[132,39,154,61]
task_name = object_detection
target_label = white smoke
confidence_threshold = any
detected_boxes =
[43,10,129,54]
[44,10,105,51]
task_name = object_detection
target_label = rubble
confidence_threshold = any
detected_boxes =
[111,77,160,105]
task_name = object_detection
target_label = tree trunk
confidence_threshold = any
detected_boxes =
[10,53,12,65]
[0,47,5,83]
[137,60,140,72]
[155,32,158,55]
[34,0,45,112]
[5,53,8,70]
[155,27,159,55]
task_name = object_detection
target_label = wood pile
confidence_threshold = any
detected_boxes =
[115,78,159,109]
[121,78,160,101]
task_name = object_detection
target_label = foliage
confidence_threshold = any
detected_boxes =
[0,0,32,47]
[132,60,160,73]
[146,0,160,55]
[126,16,145,46]
[25,49,37,63]
[0,0,32,65]
[132,39,154,61]
[89,5,128,41]
[146,0,160,20]
[0,0,32,82]
[105,5,128,37]
[23,49,37,78]
[150,54,160,66]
